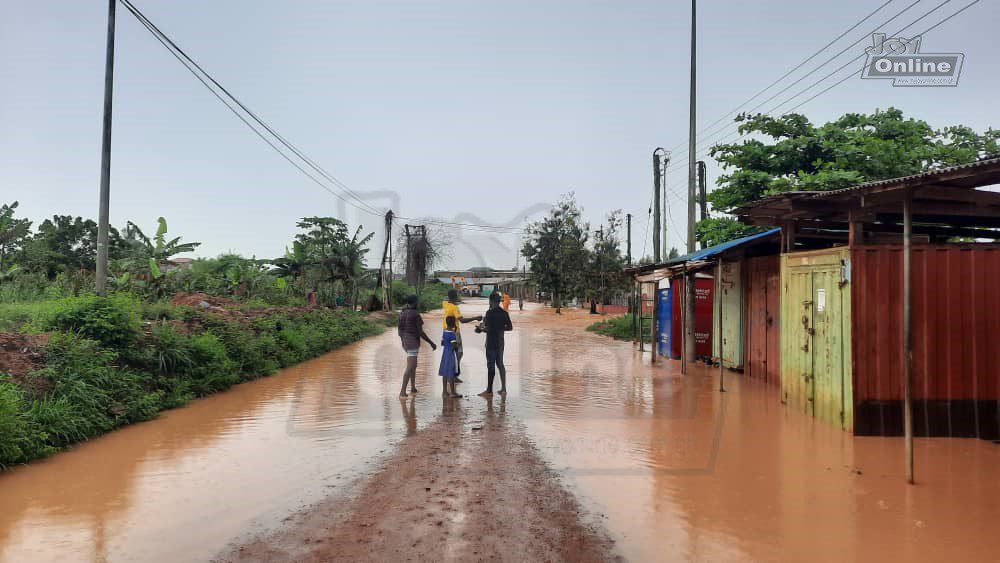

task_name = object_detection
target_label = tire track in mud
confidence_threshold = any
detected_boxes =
[219,396,619,562]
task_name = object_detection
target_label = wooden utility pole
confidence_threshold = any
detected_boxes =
[626,213,632,266]
[95,0,116,296]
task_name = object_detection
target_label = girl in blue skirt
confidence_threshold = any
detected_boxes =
[439,315,461,397]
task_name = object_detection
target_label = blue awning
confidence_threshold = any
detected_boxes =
[666,227,781,266]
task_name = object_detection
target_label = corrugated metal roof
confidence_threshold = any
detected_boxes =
[809,156,1000,198]
[667,228,781,265]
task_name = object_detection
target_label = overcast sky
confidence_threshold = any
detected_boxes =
[2,0,998,269]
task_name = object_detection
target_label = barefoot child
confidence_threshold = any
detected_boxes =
[439,316,462,398]
[398,294,437,397]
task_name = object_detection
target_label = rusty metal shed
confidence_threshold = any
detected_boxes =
[735,156,1000,482]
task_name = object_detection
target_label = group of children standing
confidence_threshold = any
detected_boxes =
[398,288,512,399]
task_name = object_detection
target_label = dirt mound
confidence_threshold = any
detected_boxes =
[0,333,52,394]
[171,292,242,309]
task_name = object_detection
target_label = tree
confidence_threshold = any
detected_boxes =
[294,217,374,307]
[703,108,1000,244]
[0,202,31,271]
[19,215,124,278]
[591,210,628,303]
[120,217,200,297]
[521,193,590,313]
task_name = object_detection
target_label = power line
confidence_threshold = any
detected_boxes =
[671,0,898,151]
[661,0,972,183]
[119,0,383,216]
[664,0,925,165]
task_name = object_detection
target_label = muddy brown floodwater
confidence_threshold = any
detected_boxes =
[2,301,999,562]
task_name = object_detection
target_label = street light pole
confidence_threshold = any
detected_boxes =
[95,0,117,296]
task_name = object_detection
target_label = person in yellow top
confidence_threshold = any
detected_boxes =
[502,291,511,311]
[443,289,482,380]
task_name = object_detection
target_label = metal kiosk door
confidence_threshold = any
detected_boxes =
[781,249,852,429]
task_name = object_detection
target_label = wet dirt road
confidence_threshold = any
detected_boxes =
[2,301,1000,561]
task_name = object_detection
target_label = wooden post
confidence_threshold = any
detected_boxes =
[718,261,725,392]
[680,272,688,375]
[651,281,659,364]
[848,210,863,248]
[903,194,914,484]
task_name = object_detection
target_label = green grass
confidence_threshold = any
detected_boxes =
[0,295,386,469]
[586,314,634,341]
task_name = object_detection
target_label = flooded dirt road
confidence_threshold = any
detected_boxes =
[2,301,1000,561]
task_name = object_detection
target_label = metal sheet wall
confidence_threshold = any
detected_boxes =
[712,260,744,369]
[852,245,1000,401]
[744,256,781,386]
[852,245,1000,438]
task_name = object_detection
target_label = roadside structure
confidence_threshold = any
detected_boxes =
[735,156,1000,482]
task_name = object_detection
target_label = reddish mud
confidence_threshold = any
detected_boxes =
[0,332,51,393]
[221,398,618,562]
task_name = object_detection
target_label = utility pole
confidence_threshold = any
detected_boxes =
[626,213,632,266]
[378,210,394,310]
[95,0,116,296]
[697,161,708,220]
[597,225,605,316]
[652,148,665,262]
[687,0,697,254]
[684,0,698,368]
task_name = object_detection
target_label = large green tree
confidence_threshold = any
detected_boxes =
[521,193,590,313]
[700,108,1000,245]
[0,202,31,271]
[19,215,124,278]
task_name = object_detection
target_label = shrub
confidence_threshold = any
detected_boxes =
[0,377,52,466]
[586,314,634,341]
[184,333,239,395]
[148,323,193,375]
[47,294,140,349]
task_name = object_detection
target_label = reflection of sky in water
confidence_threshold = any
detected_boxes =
[1,302,999,562]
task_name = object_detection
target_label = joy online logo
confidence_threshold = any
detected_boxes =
[861,33,964,86]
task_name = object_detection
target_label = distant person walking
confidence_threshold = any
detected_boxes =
[398,294,437,397]
[442,289,481,381]
[439,316,462,398]
[502,291,511,311]
[478,291,513,396]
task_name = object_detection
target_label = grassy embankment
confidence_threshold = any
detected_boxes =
[0,294,387,467]
[0,282,451,469]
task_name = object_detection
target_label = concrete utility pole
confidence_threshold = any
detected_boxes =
[95,0,116,296]
[652,148,666,262]
[684,0,698,368]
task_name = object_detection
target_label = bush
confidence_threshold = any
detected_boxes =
[0,378,52,466]
[184,333,239,395]
[0,303,385,468]
[47,294,140,349]
[586,314,634,341]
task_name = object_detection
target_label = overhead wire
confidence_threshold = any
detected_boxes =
[119,0,383,216]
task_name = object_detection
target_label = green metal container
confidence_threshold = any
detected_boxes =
[780,248,853,430]
[712,259,743,369]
